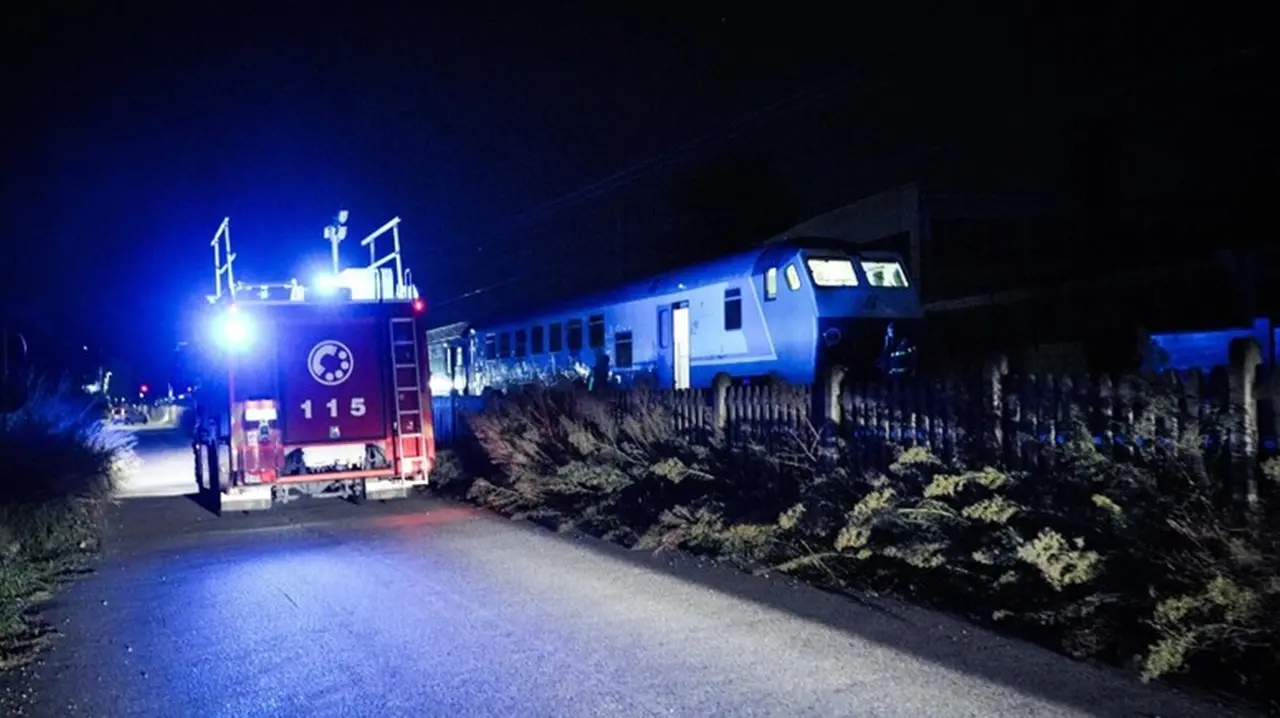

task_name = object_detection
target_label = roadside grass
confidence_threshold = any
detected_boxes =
[0,381,134,669]
[437,384,1280,713]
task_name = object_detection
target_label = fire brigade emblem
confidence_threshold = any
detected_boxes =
[308,340,354,386]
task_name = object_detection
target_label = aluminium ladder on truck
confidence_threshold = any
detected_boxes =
[193,212,435,513]
[390,316,429,476]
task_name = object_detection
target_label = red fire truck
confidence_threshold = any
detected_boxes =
[192,212,435,513]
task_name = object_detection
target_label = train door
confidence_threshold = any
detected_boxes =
[672,303,691,389]
[655,301,691,389]
[455,344,467,394]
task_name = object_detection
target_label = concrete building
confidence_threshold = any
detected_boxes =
[771,181,1065,307]
[772,182,1273,373]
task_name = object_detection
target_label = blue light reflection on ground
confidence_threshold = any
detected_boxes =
[52,518,661,718]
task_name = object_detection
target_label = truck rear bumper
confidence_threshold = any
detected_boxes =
[220,485,273,512]
[214,475,424,513]
[365,478,411,501]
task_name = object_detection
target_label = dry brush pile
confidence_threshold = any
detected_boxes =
[0,381,135,668]
[438,383,1279,710]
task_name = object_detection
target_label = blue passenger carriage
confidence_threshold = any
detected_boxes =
[427,238,922,395]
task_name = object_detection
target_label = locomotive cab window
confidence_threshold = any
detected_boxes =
[806,257,859,287]
[498,332,512,357]
[567,319,584,352]
[614,331,634,369]
[531,325,545,354]
[764,267,778,300]
[860,260,909,287]
[484,334,497,360]
[514,329,527,357]
[784,263,801,291]
[588,314,605,348]
[549,322,563,352]
[724,288,742,331]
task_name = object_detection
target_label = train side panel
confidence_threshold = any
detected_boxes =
[436,240,923,393]
[466,276,786,391]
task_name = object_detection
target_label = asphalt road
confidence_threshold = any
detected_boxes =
[111,420,199,499]
[0,429,1262,717]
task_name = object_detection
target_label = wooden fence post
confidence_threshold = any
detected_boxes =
[819,365,847,467]
[983,354,1009,465]
[824,364,847,427]
[711,372,732,434]
[1228,337,1262,521]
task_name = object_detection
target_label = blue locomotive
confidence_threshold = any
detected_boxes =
[426,237,923,395]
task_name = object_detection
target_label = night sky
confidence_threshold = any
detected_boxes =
[2,4,1269,387]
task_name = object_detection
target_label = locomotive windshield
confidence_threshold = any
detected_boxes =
[805,257,859,287]
[860,260,909,287]
[803,252,912,290]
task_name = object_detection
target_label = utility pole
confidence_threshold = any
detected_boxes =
[323,209,350,276]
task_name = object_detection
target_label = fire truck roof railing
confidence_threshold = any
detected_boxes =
[206,213,420,306]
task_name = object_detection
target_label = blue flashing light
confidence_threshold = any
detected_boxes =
[314,273,341,296]
[214,305,253,351]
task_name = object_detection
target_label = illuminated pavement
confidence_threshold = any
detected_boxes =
[1,432,1262,717]
[112,421,199,499]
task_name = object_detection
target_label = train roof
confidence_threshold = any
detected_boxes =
[448,236,869,332]
[426,321,470,343]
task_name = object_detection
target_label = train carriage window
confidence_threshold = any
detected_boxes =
[549,322,563,352]
[614,331,633,369]
[764,267,778,300]
[498,332,511,357]
[514,329,527,357]
[588,314,605,348]
[784,263,801,291]
[484,334,497,360]
[724,288,743,331]
[657,308,670,348]
[531,325,545,354]
[567,319,584,352]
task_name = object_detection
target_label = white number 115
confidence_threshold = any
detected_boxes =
[301,398,366,419]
